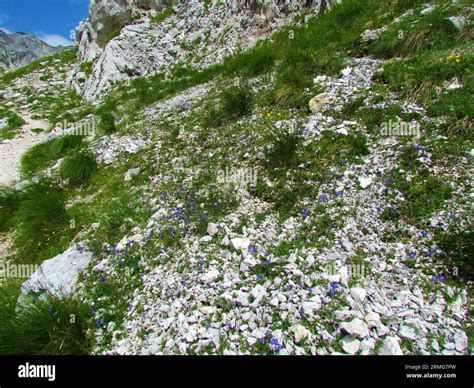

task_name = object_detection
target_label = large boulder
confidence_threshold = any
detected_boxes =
[18,246,94,305]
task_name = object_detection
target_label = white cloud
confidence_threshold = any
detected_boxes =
[39,34,75,47]
[0,26,12,34]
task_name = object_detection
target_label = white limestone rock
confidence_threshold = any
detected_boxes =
[378,337,403,355]
[18,247,94,304]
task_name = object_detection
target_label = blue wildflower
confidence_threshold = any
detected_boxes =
[320,194,329,203]
[301,208,310,220]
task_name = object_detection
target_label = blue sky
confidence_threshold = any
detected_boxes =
[0,0,90,46]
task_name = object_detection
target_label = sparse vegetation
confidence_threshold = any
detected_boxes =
[0,0,471,358]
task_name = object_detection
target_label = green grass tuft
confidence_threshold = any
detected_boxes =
[60,151,98,187]
[0,281,93,355]
[0,188,24,232]
[437,227,473,282]
[202,82,253,128]
[12,179,72,263]
[21,135,85,177]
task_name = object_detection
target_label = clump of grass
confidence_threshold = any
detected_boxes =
[222,42,275,77]
[220,83,253,120]
[437,227,473,282]
[380,52,473,106]
[0,281,93,355]
[60,151,98,187]
[272,66,313,109]
[50,134,85,156]
[6,113,25,129]
[102,28,121,46]
[394,0,426,12]
[0,112,26,139]
[427,86,473,133]
[12,179,71,263]
[98,112,117,134]
[346,132,370,155]
[21,135,84,177]
[150,6,175,24]
[202,83,253,128]
[265,129,302,169]
[0,187,24,231]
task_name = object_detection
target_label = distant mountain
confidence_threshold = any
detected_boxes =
[0,30,64,72]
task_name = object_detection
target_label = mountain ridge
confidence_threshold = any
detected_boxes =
[0,30,64,72]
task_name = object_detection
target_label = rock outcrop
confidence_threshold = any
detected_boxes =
[68,0,340,101]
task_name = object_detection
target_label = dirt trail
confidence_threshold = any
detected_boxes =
[0,112,48,187]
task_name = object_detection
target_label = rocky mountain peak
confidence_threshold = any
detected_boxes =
[0,30,63,72]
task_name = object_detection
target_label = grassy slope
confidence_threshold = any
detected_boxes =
[0,0,472,354]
